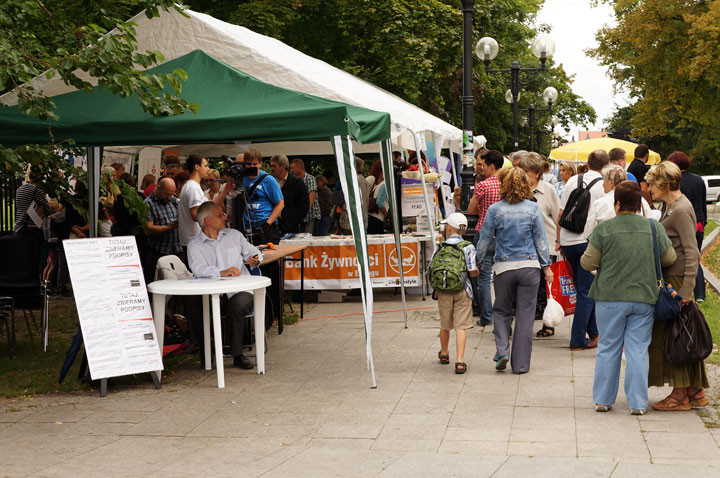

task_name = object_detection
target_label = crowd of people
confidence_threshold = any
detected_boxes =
[433,144,708,414]
[12,149,406,369]
[11,143,711,402]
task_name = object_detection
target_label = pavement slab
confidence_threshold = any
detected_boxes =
[1,294,719,477]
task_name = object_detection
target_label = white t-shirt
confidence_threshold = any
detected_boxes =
[559,171,605,246]
[178,180,206,246]
[585,191,654,239]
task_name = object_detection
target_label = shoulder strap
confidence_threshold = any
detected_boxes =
[649,219,662,282]
[577,174,584,189]
[586,177,602,190]
[457,240,471,249]
[247,173,267,197]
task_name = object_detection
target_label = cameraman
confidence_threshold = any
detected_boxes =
[239,149,284,245]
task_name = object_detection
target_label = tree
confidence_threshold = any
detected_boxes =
[0,0,197,212]
[187,0,595,153]
[591,0,720,167]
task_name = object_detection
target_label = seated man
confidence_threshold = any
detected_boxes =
[187,201,263,369]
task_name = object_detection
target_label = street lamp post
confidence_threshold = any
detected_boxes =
[476,35,555,152]
[459,0,476,215]
[526,86,558,152]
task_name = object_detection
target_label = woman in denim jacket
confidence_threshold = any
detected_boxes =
[476,168,553,374]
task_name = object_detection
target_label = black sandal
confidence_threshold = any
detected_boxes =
[438,351,450,364]
[455,362,467,374]
[536,325,555,337]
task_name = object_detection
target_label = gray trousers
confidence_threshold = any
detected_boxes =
[492,267,540,373]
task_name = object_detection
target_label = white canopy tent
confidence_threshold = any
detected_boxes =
[0,7,462,151]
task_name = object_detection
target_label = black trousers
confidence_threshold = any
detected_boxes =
[534,255,557,321]
[221,292,253,357]
[249,222,280,331]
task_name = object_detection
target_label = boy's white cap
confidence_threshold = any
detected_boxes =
[441,212,468,229]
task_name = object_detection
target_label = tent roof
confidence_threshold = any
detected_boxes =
[0,50,390,147]
[1,7,461,149]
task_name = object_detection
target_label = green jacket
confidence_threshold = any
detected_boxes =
[582,213,676,304]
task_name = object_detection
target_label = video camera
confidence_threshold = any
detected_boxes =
[221,155,258,186]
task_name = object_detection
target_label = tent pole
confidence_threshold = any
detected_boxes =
[381,140,408,328]
[413,132,437,248]
[432,133,448,220]
[332,135,376,388]
[87,147,102,238]
[448,142,459,191]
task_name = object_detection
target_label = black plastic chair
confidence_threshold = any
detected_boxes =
[0,234,49,351]
[0,297,15,357]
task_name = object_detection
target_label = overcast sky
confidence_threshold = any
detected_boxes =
[536,0,628,141]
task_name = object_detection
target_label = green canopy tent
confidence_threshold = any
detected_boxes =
[0,49,401,387]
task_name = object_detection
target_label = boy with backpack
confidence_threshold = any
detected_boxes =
[429,213,478,374]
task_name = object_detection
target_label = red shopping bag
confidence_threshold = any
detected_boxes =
[548,259,576,316]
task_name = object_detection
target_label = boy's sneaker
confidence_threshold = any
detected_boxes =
[495,356,509,371]
[630,408,646,416]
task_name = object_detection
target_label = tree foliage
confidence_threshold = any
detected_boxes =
[0,0,196,217]
[187,0,595,153]
[591,0,720,167]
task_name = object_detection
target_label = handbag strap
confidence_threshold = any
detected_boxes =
[649,219,663,284]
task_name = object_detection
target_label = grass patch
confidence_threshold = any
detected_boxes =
[0,293,302,398]
[283,312,299,326]
[705,219,719,238]
[698,290,720,365]
[2,297,212,398]
[700,230,720,364]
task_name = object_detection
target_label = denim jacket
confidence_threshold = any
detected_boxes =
[475,199,551,268]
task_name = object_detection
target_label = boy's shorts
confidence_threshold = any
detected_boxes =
[438,290,474,331]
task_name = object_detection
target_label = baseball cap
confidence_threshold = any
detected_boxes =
[441,212,468,230]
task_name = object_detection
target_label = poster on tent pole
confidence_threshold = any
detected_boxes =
[401,181,437,232]
[64,236,163,380]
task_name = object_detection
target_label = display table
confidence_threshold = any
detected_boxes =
[279,233,432,291]
[148,275,271,388]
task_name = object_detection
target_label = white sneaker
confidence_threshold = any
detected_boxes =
[595,404,612,412]
[630,408,646,416]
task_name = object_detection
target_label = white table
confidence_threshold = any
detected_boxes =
[148,276,271,388]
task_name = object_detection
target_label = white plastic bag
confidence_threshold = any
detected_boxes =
[543,294,564,328]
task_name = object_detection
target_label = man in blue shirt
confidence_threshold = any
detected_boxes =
[240,149,284,245]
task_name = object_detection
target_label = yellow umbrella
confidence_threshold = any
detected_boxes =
[549,137,661,165]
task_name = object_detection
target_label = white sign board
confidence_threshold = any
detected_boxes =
[401,184,436,217]
[102,150,136,177]
[64,236,163,380]
[137,147,164,184]
[401,183,437,232]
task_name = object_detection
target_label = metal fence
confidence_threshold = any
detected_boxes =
[1,176,19,232]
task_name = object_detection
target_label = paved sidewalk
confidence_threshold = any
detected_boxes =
[1,295,719,477]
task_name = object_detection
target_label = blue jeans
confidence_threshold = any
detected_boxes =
[316,216,332,236]
[593,301,654,410]
[562,242,598,347]
[474,231,493,325]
